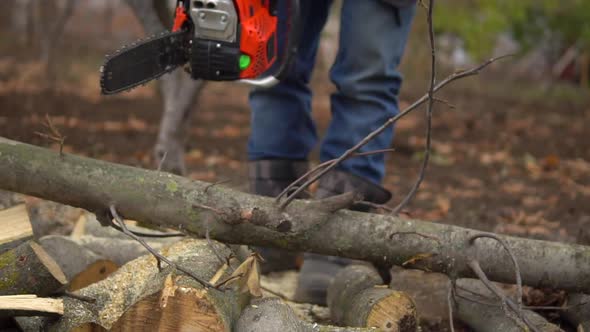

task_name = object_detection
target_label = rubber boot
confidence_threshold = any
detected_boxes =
[249,160,308,274]
[294,169,391,305]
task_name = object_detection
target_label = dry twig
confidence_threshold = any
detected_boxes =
[392,0,437,214]
[276,53,513,209]
[35,114,66,156]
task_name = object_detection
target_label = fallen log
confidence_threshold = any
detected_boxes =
[562,293,590,331]
[236,297,377,332]
[1,138,590,294]
[48,239,248,331]
[0,241,67,296]
[327,264,417,332]
[0,204,33,253]
[0,295,63,317]
[453,279,563,332]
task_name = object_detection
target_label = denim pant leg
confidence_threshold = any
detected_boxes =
[321,0,416,183]
[247,0,333,161]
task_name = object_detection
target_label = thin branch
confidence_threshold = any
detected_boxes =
[447,280,456,332]
[109,205,214,289]
[468,260,541,332]
[108,222,185,238]
[392,0,437,214]
[277,52,514,209]
[59,291,96,303]
[276,149,396,204]
[204,179,231,194]
[469,232,523,311]
[157,150,168,173]
[389,231,441,245]
[36,114,66,156]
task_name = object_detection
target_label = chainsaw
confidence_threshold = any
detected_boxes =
[100,0,301,95]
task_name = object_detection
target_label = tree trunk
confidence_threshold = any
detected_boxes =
[48,239,248,331]
[327,264,418,332]
[453,279,563,332]
[1,138,590,295]
[0,240,67,296]
[124,0,205,175]
[0,204,33,253]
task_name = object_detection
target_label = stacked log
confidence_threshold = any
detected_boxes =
[327,264,418,332]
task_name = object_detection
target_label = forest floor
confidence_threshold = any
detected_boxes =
[1,7,590,329]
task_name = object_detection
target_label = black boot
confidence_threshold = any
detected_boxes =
[249,160,308,274]
[294,170,391,305]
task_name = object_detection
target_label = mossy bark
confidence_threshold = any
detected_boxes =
[1,138,590,294]
[48,239,248,332]
[0,241,67,296]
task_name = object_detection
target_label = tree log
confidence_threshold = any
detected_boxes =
[39,235,118,290]
[236,297,378,332]
[453,279,563,332]
[0,295,63,317]
[48,239,248,331]
[562,293,590,331]
[1,138,590,294]
[0,204,32,253]
[327,264,417,332]
[0,241,67,296]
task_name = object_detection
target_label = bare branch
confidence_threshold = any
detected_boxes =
[277,52,514,209]
[392,0,437,214]
[468,260,541,332]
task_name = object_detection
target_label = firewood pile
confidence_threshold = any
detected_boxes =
[0,192,588,331]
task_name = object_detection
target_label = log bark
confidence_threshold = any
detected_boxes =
[0,204,33,253]
[328,264,417,332]
[236,297,377,332]
[0,241,67,296]
[0,295,63,317]
[1,138,590,294]
[562,293,590,331]
[453,279,563,332]
[48,239,248,331]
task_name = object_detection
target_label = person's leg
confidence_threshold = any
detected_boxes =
[296,0,416,305]
[248,0,333,273]
[321,0,416,184]
[248,0,333,162]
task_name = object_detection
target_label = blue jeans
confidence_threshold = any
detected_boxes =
[248,0,416,184]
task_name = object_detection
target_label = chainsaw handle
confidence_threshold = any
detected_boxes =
[240,0,301,88]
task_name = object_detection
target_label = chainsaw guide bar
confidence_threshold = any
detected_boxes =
[100,30,191,95]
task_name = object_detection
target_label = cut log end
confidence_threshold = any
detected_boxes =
[68,260,118,292]
[364,289,418,332]
[109,287,226,332]
[328,264,418,332]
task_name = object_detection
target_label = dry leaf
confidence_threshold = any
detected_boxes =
[402,253,436,267]
[220,254,262,298]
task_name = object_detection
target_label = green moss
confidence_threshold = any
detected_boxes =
[0,251,19,290]
[166,181,179,193]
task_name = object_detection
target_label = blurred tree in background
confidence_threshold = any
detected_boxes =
[434,0,590,86]
[435,0,590,58]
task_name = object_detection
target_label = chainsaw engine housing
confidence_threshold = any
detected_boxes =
[187,0,278,81]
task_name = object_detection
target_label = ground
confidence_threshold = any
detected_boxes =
[1,3,589,331]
